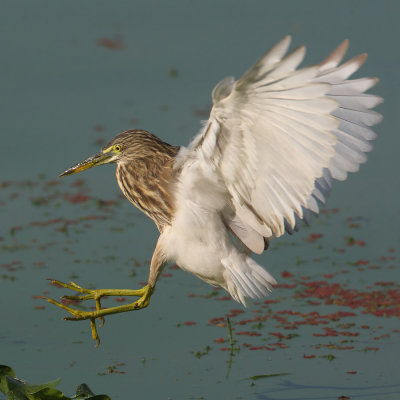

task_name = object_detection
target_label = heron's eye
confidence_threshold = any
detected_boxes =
[114,144,122,152]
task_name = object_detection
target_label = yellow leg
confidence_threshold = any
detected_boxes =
[42,279,153,346]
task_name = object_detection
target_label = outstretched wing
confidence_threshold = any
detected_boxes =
[175,36,382,254]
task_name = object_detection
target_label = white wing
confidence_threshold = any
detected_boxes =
[175,36,382,254]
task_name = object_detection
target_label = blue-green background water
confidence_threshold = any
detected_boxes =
[1,1,399,399]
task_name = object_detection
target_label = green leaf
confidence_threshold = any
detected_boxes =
[26,378,62,394]
[74,384,95,398]
[0,365,16,394]
[0,366,111,400]
[30,387,69,400]
[74,383,112,399]
[2,376,67,400]
[6,376,26,392]
[0,366,16,378]
[6,389,30,400]
[321,354,336,361]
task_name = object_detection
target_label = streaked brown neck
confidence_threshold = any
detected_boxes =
[116,138,180,231]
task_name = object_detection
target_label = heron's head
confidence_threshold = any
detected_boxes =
[59,129,165,177]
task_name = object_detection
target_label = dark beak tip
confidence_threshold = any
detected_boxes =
[58,152,108,178]
[59,167,77,177]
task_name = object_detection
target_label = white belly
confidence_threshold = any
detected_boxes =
[164,205,230,287]
[161,180,276,305]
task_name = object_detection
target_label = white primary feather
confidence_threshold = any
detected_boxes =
[167,36,382,305]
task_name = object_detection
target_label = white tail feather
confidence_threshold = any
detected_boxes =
[222,254,277,305]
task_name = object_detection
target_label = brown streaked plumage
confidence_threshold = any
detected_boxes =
[109,130,180,231]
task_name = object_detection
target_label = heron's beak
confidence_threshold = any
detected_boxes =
[59,152,114,177]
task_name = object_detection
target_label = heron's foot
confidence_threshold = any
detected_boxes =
[42,279,153,346]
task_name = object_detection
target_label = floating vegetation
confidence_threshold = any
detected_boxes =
[1,176,398,397]
[97,363,126,376]
[0,365,110,399]
[168,68,179,78]
[96,35,124,51]
[191,346,211,359]
[246,372,291,381]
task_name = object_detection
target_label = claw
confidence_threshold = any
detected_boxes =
[44,280,154,345]
[48,279,93,294]
[90,319,100,347]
